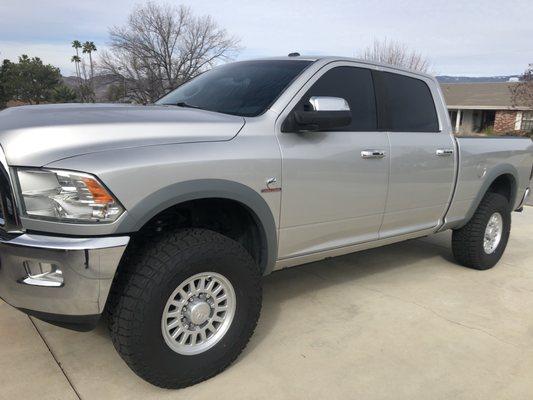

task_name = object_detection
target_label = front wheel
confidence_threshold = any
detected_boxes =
[452,192,511,270]
[107,229,262,388]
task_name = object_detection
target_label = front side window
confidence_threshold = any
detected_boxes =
[374,71,439,132]
[285,66,378,131]
[157,60,312,117]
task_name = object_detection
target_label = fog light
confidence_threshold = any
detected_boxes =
[20,261,64,287]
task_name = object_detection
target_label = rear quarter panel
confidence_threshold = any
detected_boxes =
[444,137,533,229]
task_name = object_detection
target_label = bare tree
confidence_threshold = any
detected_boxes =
[511,64,533,109]
[361,38,431,73]
[99,2,240,103]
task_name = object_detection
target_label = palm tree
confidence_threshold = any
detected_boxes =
[82,41,97,82]
[71,40,83,89]
[72,41,82,76]
[81,41,97,102]
[72,40,81,57]
[70,55,86,101]
[72,40,82,54]
[70,55,81,80]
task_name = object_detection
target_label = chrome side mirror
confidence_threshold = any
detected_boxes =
[308,96,350,112]
[290,96,352,132]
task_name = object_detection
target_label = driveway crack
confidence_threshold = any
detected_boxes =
[355,284,522,350]
[28,317,82,400]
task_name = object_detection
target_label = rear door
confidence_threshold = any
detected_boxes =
[374,70,456,238]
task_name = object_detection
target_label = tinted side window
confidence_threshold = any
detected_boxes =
[288,66,377,131]
[375,71,439,132]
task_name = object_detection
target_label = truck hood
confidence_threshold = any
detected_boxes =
[0,104,245,166]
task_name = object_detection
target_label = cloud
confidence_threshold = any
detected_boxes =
[0,0,532,76]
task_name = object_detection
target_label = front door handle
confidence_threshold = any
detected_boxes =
[436,149,454,156]
[361,150,386,159]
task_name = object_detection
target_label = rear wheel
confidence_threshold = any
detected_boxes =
[107,228,262,388]
[452,192,511,270]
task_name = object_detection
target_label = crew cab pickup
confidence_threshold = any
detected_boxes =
[0,56,532,388]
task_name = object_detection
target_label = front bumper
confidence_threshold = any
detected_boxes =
[0,233,129,330]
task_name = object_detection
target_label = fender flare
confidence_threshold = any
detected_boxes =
[116,179,278,274]
[459,163,519,228]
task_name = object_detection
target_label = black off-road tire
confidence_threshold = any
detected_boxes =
[452,192,511,270]
[107,228,262,389]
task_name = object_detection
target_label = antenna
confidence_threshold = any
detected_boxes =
[288,52,300,57]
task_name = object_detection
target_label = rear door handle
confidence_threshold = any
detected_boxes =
[436,149,454,156]
[361,150,386,159]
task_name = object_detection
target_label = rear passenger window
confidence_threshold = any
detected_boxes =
[375,71,439,132]
[291,66,377,131]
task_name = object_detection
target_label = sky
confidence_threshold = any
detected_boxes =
[0,0,531,77]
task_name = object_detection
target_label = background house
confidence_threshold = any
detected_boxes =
[441,82,533,135]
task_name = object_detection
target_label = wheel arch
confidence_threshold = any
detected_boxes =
[116,179,278,275]
[460,164,519,228]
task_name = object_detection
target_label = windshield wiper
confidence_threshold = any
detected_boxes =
[175,101,204,110]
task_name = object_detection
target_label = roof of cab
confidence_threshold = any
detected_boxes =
[242,55,437,81]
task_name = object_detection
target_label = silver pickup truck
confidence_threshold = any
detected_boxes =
[0,56,532,388]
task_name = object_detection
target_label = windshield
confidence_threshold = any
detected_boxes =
[156,60,313,117]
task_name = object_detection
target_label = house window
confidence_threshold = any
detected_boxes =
[521,111,533,132]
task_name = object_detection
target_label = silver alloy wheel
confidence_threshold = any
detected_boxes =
[161,272,236,355]
[483,212,503,254]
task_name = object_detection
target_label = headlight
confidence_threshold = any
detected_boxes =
[16,169,124,223]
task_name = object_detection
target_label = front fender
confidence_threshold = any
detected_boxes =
[116,179,278,274]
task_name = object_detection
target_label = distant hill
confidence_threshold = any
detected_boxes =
[62,74,119,101]
[436,75,520,83]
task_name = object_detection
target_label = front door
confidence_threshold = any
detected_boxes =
[276,64,390,259]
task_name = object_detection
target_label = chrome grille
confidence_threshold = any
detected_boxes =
[0,146,21,233]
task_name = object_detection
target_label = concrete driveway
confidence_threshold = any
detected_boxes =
[1,207,532,400]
